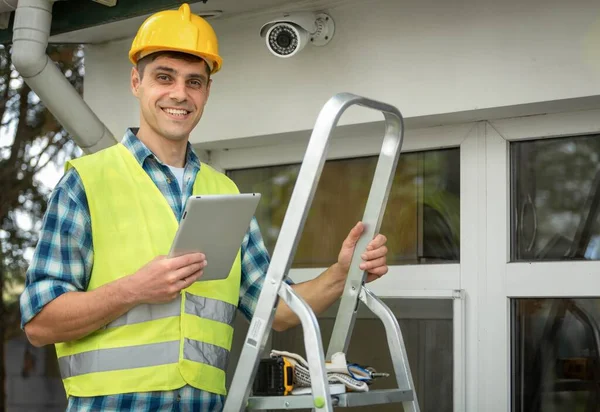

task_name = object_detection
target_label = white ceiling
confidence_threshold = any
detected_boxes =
[48,0,342,44]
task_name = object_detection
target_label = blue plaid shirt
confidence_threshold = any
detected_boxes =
[20,129,284,411]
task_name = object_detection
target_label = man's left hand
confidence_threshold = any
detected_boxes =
[337,221,389,283]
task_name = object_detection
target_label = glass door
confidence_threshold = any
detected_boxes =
[484,111,600,412]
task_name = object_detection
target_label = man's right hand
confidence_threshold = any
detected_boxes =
[127,253,207,304]
[23,252,207,347]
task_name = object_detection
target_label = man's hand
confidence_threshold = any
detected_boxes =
[272,222,389,332]
[23,252,207,347]
[126,253,207,304]
[337,221,389,283]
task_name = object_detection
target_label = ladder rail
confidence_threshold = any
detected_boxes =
[224,93,406,411]
[278,282,333,411]
[359,286,420,412]
[326,108,404,358]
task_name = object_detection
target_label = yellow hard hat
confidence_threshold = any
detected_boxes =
[129,3,222,74]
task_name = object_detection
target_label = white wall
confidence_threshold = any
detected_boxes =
[84,0,600,149]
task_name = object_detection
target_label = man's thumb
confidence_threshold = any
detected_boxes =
[343,222,364,249]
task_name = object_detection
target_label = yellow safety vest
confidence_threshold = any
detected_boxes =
[55,143,242,398]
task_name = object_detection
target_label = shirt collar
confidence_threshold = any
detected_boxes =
[121,128,201,169]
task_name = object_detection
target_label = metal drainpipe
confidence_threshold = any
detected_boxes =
[11,0,117,155]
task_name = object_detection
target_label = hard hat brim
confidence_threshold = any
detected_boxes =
[129,46,222,74]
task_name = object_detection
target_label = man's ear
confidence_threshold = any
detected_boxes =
[206,78,212,101]
[131,67,141,97]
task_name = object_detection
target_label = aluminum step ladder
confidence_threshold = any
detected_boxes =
[224,93,420,412]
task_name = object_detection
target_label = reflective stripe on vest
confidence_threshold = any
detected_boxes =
[184,294,236,325]
[59,339,229,378]
[104,293,236,329]
[183,338,229,371]
[59,341,179,378]
[105,301,181,329]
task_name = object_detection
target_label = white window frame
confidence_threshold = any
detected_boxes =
[484,107,600,412]
[209,120,482,412]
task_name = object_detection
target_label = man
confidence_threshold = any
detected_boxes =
[19,4,390,411]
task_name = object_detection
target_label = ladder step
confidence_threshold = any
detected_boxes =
[247,389,414,409]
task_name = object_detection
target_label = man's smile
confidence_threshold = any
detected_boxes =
[161,107,192,119]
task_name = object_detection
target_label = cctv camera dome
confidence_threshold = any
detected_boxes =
[259,12,335,58]
[270,25,296,53]
[266,23,308,58]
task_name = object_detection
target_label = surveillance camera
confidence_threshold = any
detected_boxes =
[264,23,309,58]
[259,12,335,58]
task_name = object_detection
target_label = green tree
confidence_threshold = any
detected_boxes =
[0,43,83,411]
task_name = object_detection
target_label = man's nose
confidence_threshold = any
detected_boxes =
[169,80,187,102]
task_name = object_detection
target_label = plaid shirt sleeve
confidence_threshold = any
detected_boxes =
[19,168,93,328]
[237,217,294,323]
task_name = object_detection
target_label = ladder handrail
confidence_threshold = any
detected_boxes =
[267,92,404,285]
[324,96,404,358]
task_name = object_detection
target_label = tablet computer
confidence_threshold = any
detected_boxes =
[168,193,261,281]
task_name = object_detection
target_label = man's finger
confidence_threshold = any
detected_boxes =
[342,222,364,249]
[188,269,204,284]
[367,265,388,276]
[170,252,206,270]
[177,270,204,291]
[366,234,387,251]
[360,257,386,271]
[365,273,382,283]
[361,246,388,261]
[172,261,206,281]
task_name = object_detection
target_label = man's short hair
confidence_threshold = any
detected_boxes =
[136,51,211,80]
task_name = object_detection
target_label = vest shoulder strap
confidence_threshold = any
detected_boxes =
[65,143,125,174]
[195,162,240,195]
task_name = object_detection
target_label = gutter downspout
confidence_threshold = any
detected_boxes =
[11,0,117,155]
[0,0,18,29]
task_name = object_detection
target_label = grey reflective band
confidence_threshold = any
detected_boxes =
[183,338,229,371]
[105,294,235,330]
[58,338,230,379]
[105,298,182,329]
[58,340,180,379]
[184,293,236,326]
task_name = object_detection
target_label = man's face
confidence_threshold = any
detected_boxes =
[131,55,211,142]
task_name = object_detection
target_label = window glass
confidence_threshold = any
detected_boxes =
[512,298,600,412]
[227,148,460,267]
[511,135,600,261]
[270,298,454,412]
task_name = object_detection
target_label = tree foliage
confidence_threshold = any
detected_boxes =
[0,43,84,411]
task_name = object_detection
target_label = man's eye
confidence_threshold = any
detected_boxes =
[189,80,202,87]
[157,74,171,81]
